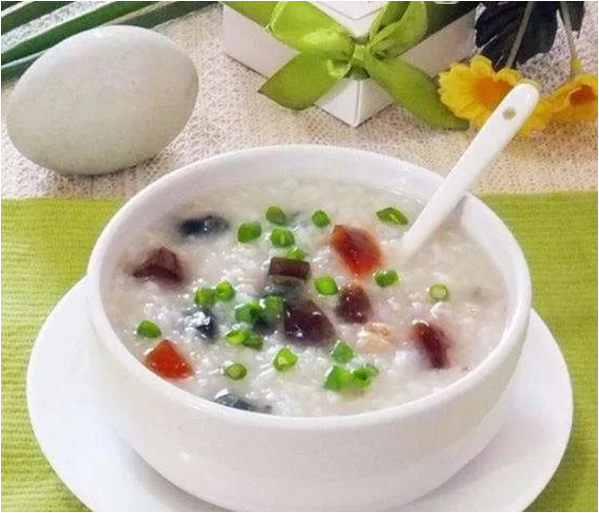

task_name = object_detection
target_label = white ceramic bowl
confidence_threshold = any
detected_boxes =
[87,146,531,511]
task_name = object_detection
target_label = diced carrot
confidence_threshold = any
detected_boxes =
[145,340,193,379]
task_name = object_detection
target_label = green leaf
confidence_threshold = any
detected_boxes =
[371,1,428,58]
[1,2,21,10]
[1,1,72,35]
[1,1,157,63]
[259,53,350,110]
[1,2,215,82]
[476,1,585,69]
[365,53,468,129]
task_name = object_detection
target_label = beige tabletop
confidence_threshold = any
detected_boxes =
[1,2,597,198]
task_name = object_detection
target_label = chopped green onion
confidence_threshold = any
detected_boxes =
[362,363,380,377]
[215,280,236,301]
[314,275,339,295]
[311,210,331,228]
[273,347,298,371]
[376,207,408,226]
[136,320,162,339]
[330,340,355,364]
[223,362,247,380]
[266,205,288,226]
[225,326,251,346]
[270,228,295,248]
[373,269,400,288]
[259,295,285,324]
[194,287,216,307]
[237,221,262,243]
[235,301,261,324]
[429,283,450,302]
[286,246,308,260]
[352,367,374,389]
[242,333,264,351]
[323,365,353,391]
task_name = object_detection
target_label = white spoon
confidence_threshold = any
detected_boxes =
[399,83,539,263]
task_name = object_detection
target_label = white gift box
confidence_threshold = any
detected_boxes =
[223,1,475,127]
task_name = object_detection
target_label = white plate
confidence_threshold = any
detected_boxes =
[27,279,573,512]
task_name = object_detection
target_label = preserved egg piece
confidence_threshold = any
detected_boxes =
[186,309,218,341]
[268,257,310,282]
[178,214,229,237]
[331,225,382,276]
[132,247,184,284]
[145,340,193,379]
[336,283,372,324]
[284,298,335,344]
[265,257,311,296]
[213,391,272,414]
[412,321,450,369]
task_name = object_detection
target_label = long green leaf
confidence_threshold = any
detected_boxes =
[1,1,21,10]
[1,1,215,82]
[2,1,73,34]
[1,1,156,63]
[0,50,39,81]
[119,1,213,28]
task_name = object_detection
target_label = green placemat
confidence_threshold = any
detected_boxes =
[2,193,597,512]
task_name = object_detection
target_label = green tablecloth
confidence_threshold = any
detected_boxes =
[1,193,597,512]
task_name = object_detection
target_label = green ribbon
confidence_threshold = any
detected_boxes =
[224,1,472,129]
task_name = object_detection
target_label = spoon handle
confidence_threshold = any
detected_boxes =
[400,83,539,262]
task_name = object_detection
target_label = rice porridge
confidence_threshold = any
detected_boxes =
[108,179,507,416]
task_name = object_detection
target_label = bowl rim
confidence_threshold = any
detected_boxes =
[87,144,531,430]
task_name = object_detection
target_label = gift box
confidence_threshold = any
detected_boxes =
[223,1,476,127]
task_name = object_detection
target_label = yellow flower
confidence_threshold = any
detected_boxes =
[548,73,598,122]
[439,55,552,136]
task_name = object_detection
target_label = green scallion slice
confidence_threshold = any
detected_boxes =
[273,347,298,371]
[237,221,262,243]
[352,364,379,389]
[286,246,308,261]
[223,362,247,380]
[376,207,408,226]
[352,367,374,389]
[235,301,261,324]
[136,320,162,339]
[270,228,295,248]
[314,275,339,295]
[242,333,264,351]
[323,365,353,391]
[225,326,251,346]
[259,295,285,324]
[429,283,450,302]
[194,287,216,307]
[311,210,331,228]
[373,269,400,288]
[266,205,287,226]
[362,363,380,377]
[215,280,236,301]
[330,340,355,364]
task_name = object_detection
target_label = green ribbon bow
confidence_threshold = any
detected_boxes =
[224,1,473,129]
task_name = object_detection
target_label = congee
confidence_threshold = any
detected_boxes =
[108,179,506,416]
